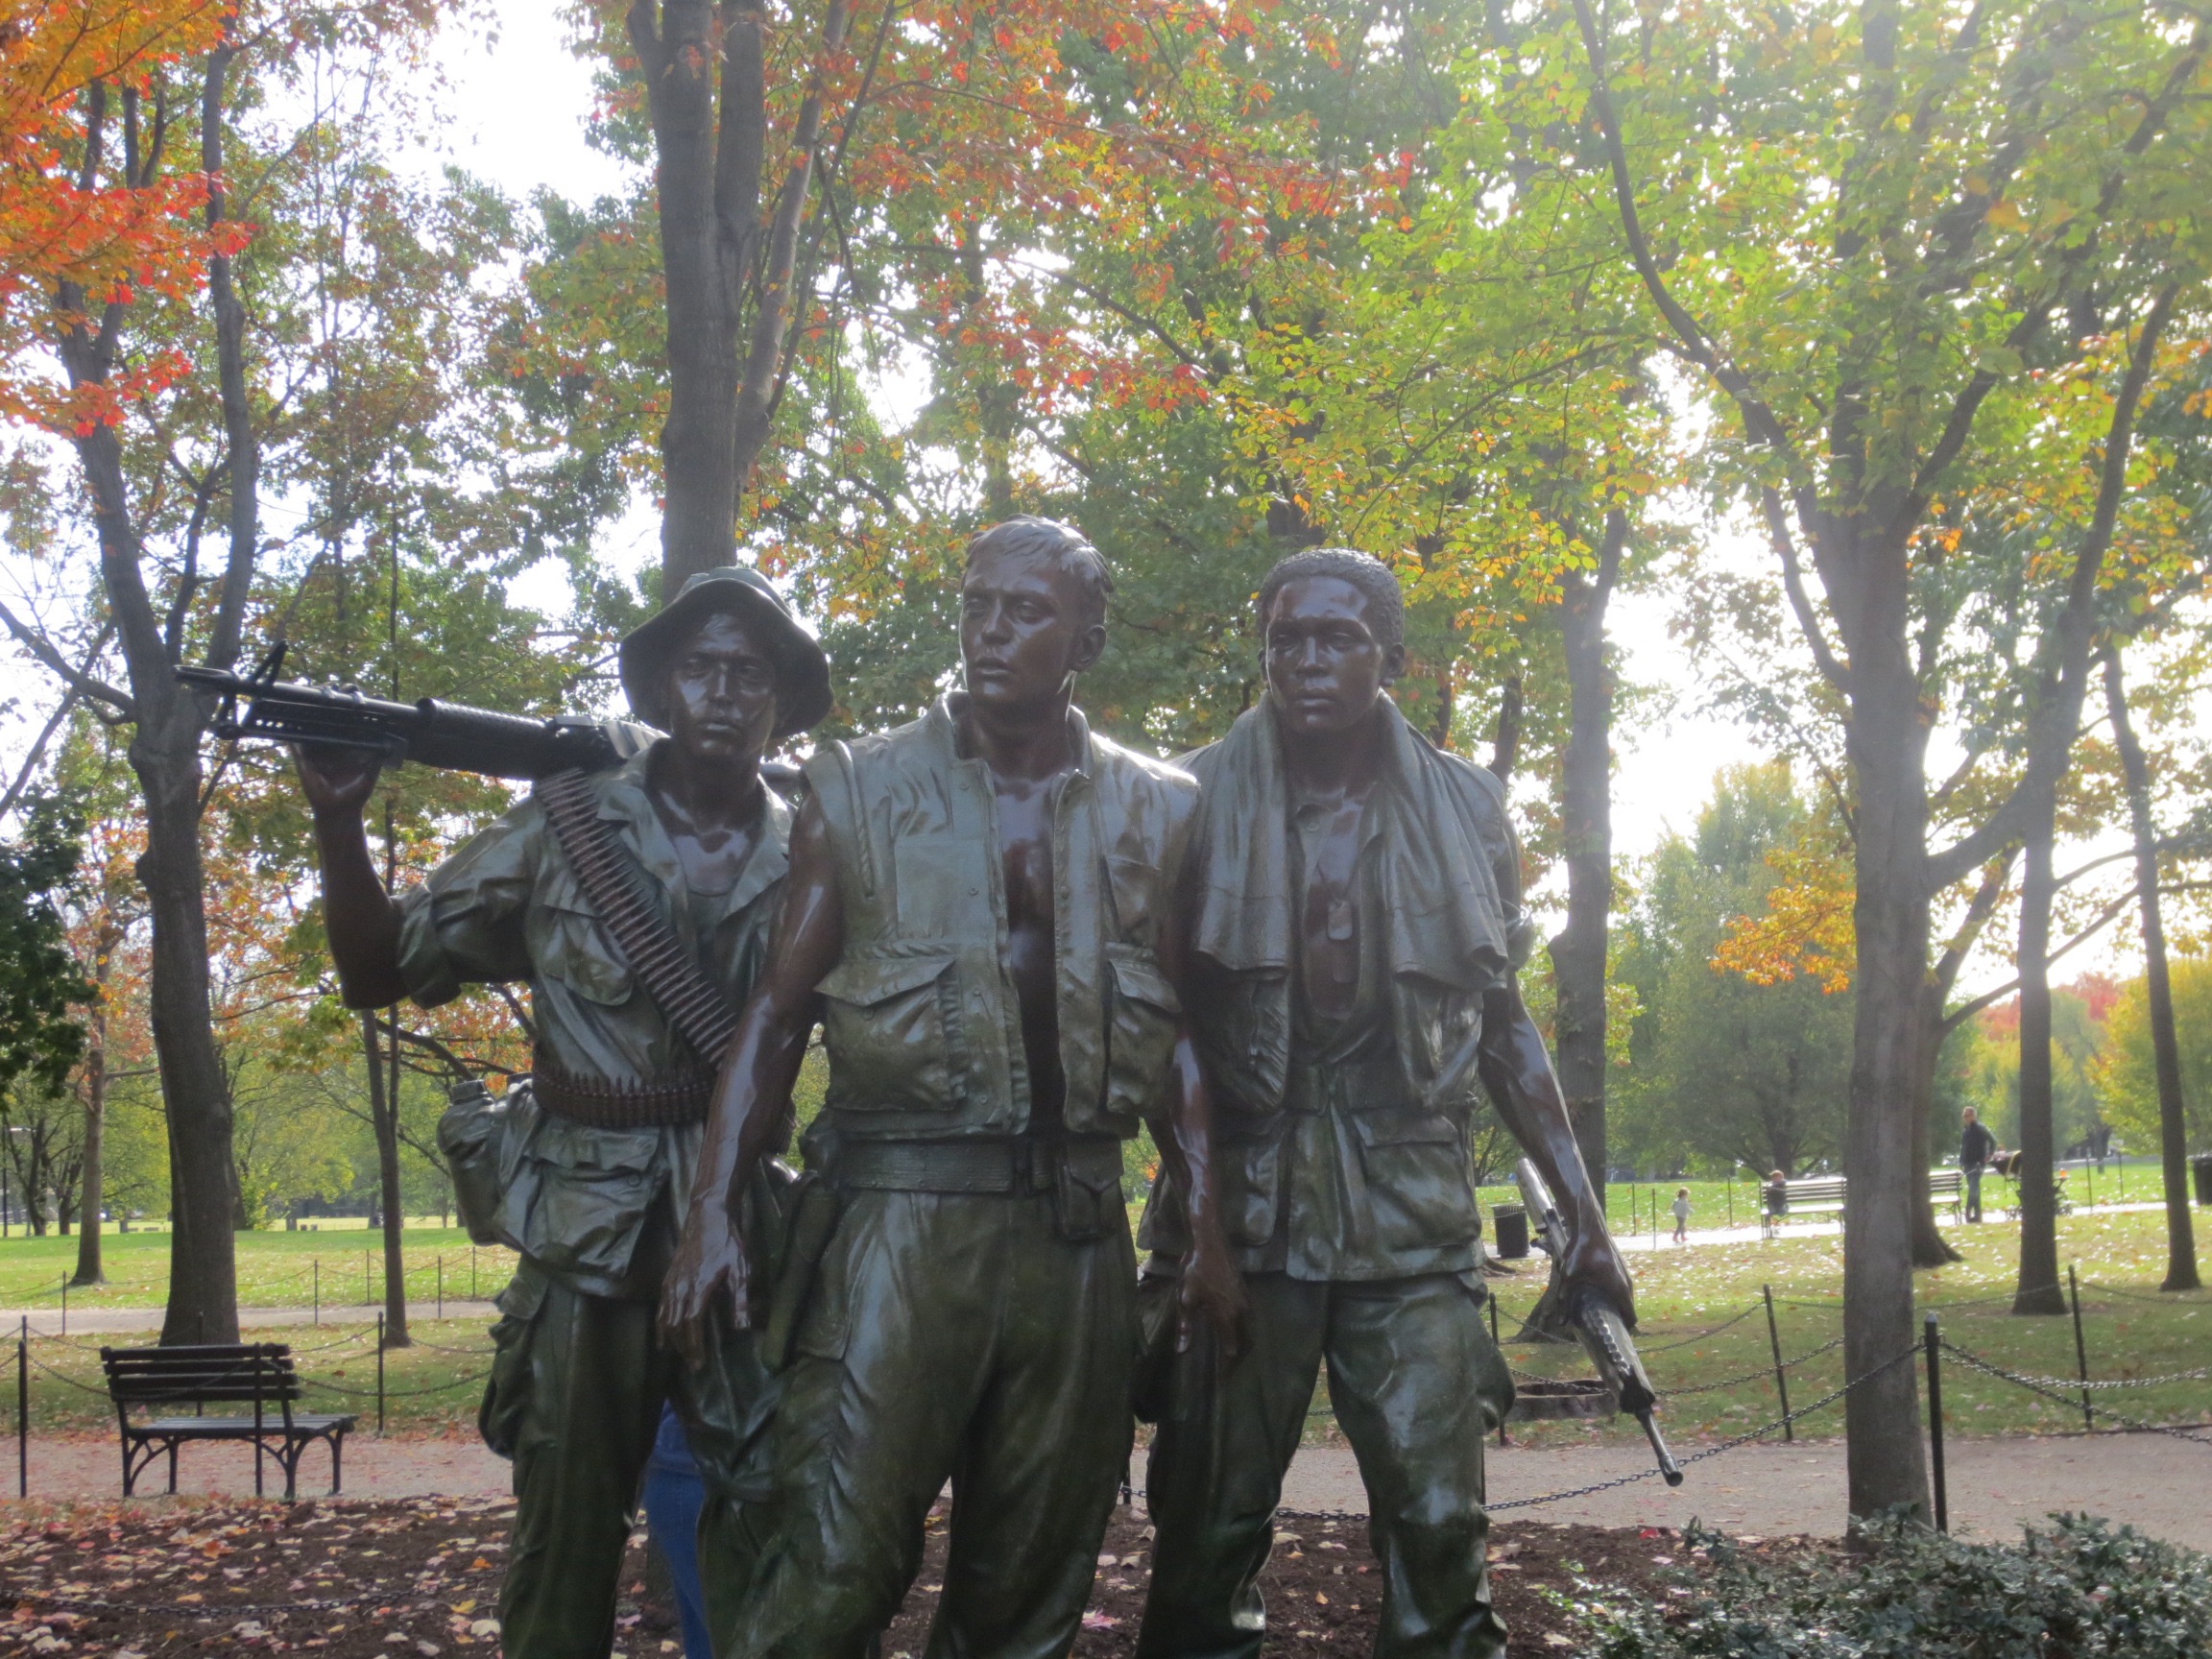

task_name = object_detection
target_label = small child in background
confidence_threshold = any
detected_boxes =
[1671,1187,1691,1244]
[1763,1170,1789,1239]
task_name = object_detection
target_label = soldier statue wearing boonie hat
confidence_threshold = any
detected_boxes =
[296,566,830,1659]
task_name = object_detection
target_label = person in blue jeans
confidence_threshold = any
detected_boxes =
[641,1407,714,1659]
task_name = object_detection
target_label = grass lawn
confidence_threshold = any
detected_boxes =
[13,1315,500,1435]
[6,1203,2204,1449]
[0,1223,517,1313]
[1461,1204,2211,1451]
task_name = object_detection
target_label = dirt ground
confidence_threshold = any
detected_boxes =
[0,1497,1709,1657]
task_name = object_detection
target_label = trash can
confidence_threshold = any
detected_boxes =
[2193,1153,2212,1208]
[1492,1203,1530,1260]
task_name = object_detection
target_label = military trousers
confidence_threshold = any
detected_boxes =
[1135,1270,1516,1659]
[481,1259,755,1659]
[728,1187,1138,1659]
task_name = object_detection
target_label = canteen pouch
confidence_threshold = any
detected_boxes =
[1048,1139,1126,1243]
[439,1078,512,1247]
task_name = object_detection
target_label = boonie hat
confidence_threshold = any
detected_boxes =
[617,565,832,740]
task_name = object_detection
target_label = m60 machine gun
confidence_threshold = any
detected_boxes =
[1515,1157,1683,1487]
[178,644,802,789]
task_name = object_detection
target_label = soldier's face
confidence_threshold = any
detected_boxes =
[662,613,781,766]
[959,550,1104,711]
[1262,576,1404,738]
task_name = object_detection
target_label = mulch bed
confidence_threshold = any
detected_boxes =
[2,1497,1735,1656]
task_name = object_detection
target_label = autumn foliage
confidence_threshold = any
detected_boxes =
[0,0,239,430]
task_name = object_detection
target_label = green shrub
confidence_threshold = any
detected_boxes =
[1571,1512,2212,1658]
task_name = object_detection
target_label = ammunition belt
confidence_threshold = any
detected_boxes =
[530,1063,715,1130]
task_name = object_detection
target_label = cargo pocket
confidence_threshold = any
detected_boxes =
[1102,947,1180,1127]
[790,1205,865,1363]
[1129,1272,1181,1424]
[818,952,965,1113]
[1352,1112,1478,1253]
[478,1263,550,1460]
[1217,1135,1282,1249]
[526,898,634,1006]
[515,1121,661,1284]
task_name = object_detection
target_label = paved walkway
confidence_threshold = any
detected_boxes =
[11,1430,2207,1555]
[1280,1432,2212,1551]
[1607,1199,2169,1254]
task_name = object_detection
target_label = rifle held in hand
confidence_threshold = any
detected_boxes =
[1514,1157,1683,1486]
[179,643,804,795]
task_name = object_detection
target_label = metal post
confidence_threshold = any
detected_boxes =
[1762,1284,1793,1442]
[1923,1311,1947,1533]
[59,1274,65,1336]
[376,1311,386,1435]
[1727,1172,1734,1231]
[2067,1263,2094,1431]
[437,1255,444,1322]
[313,1260,320,1326]
[364,1250,371,1307]
[17,1315,26,1498]
[470,1245,477,1300]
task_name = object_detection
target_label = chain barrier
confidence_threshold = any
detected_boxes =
[1658,1334,1846,1398]
[22,1353,117,1397]
[1633,1302,1766,1354]
[1937,1340,2212,1447]
[1487,1346,1918,1512]
[2082,1278,2212,1305]
[298,1371,491,1401]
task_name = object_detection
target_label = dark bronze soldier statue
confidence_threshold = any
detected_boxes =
[661,517,1247,1659]
[1134,548,1637,1659]
[298,568,830,1659]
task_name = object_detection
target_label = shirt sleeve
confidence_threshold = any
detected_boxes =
[393,800,542,1007]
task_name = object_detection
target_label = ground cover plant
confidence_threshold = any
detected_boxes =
[1572,1512,2212,1658]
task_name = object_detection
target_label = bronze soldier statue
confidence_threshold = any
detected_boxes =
[1134,548,1637,1659]
[298,568,830,1659]
[661,517,1247,1659]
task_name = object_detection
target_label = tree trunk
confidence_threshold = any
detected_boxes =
[132,699,242,1344]
[1838,637,1934,1519]
[1548,513,1624,1214]
[1905,984,1962,1267]
[631,0,850,592]
[2104,649,2199,1291]
[2010,784,2067,1315]
[72,943,110,1285]
[634,0,747,589]
[364,1013,411,1347]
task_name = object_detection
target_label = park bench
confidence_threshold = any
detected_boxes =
[1773,1170,1968,1228]
[99,1342,356,1500]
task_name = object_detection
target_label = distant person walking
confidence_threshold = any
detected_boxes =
[1960,1107,1998,1223]
[1762,1171,1789,1240]
[1671,1188,1691,1244]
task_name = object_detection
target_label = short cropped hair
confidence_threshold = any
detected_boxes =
[964,517,1114,628]
[1256,547,1406,651]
